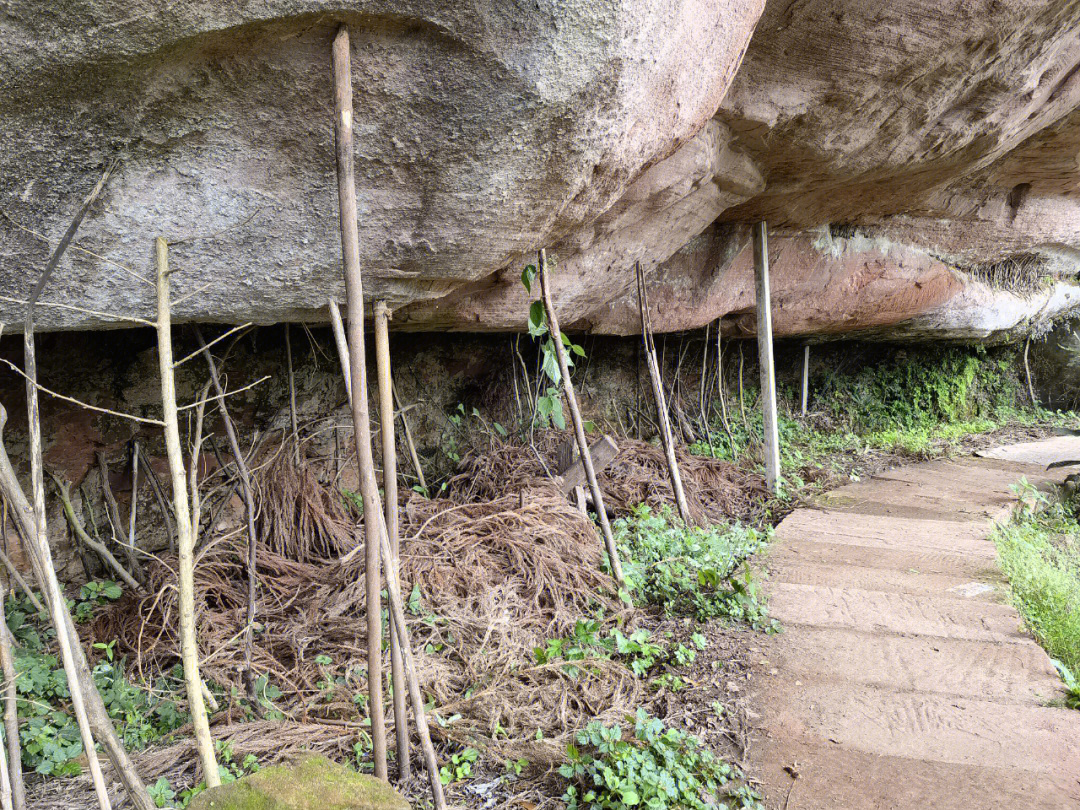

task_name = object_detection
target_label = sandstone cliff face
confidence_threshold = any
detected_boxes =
[1,0,1079,338]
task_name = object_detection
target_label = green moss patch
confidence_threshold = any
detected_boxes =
[188,756,409,810]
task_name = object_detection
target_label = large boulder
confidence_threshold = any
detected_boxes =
[0,0,765,330]
[187,756,408,810]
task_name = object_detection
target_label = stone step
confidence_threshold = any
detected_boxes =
[773,558,1007,599]
[821,480,1012,520]
[769,583,1030,644]
[760,681,1080,775]
[775,517,999,559]
[766,538,1002,580]
[752,737,1080,810]
[761,626,1063,705]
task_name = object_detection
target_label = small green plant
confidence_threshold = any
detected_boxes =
[534,620,698,680]
[1052,660,1080,710]
[521,260,585,429]
[148,776,177,808]
[439,746,479,785]
[8,588,188,776]
[559,710,762,810]
[612,505,773,626]
[504,757,530,776]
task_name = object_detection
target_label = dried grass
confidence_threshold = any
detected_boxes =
[72,432,763,807]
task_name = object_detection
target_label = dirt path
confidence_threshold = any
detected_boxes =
[747,444,1080,809]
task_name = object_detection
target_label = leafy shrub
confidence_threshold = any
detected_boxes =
[559,710,762,810]
[7,584,188,775]
[612,505,771,625]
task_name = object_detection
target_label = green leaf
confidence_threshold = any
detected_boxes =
[528,301,548,337]
[551,398,566,430]
[541,344,561,386]
[521,264,537,293]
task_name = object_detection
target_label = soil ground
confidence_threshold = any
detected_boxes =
[747,439,1080,809]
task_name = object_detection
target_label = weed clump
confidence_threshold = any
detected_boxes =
[559,709,762,810]
[612,505,771,625]
[993,480,1080,696]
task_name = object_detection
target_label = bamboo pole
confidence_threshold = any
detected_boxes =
[285,325,299,463]
[374,302,410,780]
[97,452,143,584]
[128,440,139,558]
[635,263,692,525]
[330,304,427,494]
[194,328,259,701]
[753,222,781,492]
[0,576,24,810]
[393,382,427,492]
[51,474,141,592]
[373,506,446,807]
[537,250,625,587]
[800,343,810,417]
[155,237,219,787]
[328,301,353,402]
[331,25,387,780]
[0,716,11,810]
[330,309,445,806]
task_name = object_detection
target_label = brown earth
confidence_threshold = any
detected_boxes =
[748,445,1080,808]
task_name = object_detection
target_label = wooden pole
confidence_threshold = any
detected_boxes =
[800,343,810,417]
[393,382,427,492]
[753,222,781,492]
[373,509,446,808]
[0,577,24,810]
[328,300,353,402]
[155,237,220,788]
[636,263,692,524]
[194,327,260,703]
[374,302,410,780]
[537,250,625,587]
[285,324,299,463]
[23,246,113,810]
[331,25,387,779]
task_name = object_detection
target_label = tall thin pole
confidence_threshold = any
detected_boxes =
[800,343,810,417]
[331,24,387,779]
[753,222,781,492]
[636,263,692,524]
[374,301,410,780]
[156,238,220,788]
[537,250,625,587]
[0,576,24,810]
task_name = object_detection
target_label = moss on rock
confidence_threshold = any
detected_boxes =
[187,756,409,810]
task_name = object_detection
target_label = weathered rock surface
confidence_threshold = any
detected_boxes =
[3,0,1080,338]
[588,229,1080,341]
[0,0,764,329]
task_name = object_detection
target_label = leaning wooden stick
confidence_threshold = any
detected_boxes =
[537,249,625,587]
[331,24,387,779]
[374,301,410,780]
[0,407,153,810]
[373,507,446,808]
[155,237,220,787]
[22,171,116,810]
[393,381,427,492]
[195,326,261,702]
[636,262,692,525]
[331,301,427,494]
[0,576,25,810]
